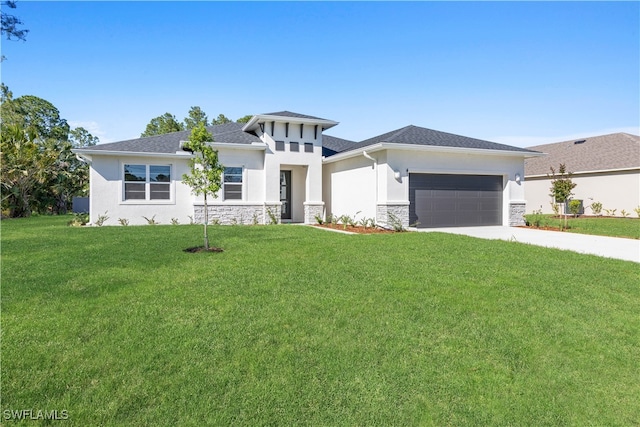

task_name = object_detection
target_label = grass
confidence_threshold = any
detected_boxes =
[2,215,639,426]
[525,214,640,239]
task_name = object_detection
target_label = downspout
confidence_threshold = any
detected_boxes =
[363,150,378,210]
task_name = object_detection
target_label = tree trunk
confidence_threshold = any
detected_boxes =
[203,193,209,249]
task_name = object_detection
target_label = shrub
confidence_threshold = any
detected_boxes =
[314,214,324,225]
[620,210,630,218]
[171,218,179,225]
[94,211,109,226]
[590,201,603,216]
[266,208,279,225]
[550,202,560,216]
[358,217,376,228]
[604,208,617,217]
[118,218,129,226]
[526,209,545,228]
[143,215,158,225]
[387,213,405,232]
[568,200,582,217]
[68,212,89,227]
[635,206,640,218]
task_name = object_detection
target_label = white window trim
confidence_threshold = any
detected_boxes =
[222,166,245,202]
[120,163,175,205]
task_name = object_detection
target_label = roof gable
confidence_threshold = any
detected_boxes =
[524,133,640,176]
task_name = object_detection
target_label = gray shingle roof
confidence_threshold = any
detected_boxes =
[524,133,640,176]
[330,125,538,155]
[322,134,356,157]
[78,122,261,154]
[262,111,331,121]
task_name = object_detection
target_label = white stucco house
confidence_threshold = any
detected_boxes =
[73,111,542,228]
[525,133,640,215]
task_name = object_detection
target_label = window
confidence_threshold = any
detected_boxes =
[276,140,285,151]
[124,164,171,201]
[290,141,299,152]
[304,143,313,153]
[224,167,243,200]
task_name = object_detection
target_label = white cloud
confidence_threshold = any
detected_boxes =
[491,127,640,148]
[68,120,113,144]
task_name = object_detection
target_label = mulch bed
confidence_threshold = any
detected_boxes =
[183,246,224,253]
[314,224,397,234]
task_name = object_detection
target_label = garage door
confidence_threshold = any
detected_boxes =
[409,174,503,228]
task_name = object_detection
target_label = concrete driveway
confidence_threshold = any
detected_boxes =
[414,226,640,263]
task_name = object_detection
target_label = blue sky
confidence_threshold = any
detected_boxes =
[2,1,638,147]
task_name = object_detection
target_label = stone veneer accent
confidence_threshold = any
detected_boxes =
[376,203,410,229]
[194,203,282,225]
[509,202,526,226]
[304,203,325,224]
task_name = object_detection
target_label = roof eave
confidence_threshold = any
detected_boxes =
[72,148,194,159]
[242,114,338,132]
[525,166,640,178]
[323,142,544,164]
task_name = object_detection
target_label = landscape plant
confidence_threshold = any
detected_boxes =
[590,201,603,216]
[548,163,576,230]
[604,208,617,217]
[526,209,545,228]
[387,212,406,232]
[568,199,582,217]
[620,209,630,218]
[182,123,223,250]
[67,212,89,227]
[118,218,129,226]
[635,206,640,218]
[266,207,279,225]
[94,211,109,226]
[143,215,159,225]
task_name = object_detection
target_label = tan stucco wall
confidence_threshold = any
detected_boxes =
[524,169,640,215]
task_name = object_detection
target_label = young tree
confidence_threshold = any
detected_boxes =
[182,123,224,250]
[140,112,184,137]
[183,106,209,130]
[548,163,577,229]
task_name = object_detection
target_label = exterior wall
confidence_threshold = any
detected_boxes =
[258,121,324,223]
[193,203,281,225]
[385,149,525,227]
[88,154,194,225]
[508,202,526,226]
[377,202,410,229]
[325,148,526,228]
[322,154,377,221]
[525,170,640,215]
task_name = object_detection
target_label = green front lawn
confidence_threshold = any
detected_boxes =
[2,216,639,425]
[525,214,640,239]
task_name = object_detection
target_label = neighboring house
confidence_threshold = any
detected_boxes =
[524,133,640,215]
[73,111,542,228]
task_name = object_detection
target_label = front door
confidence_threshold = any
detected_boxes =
[280,170,292,220]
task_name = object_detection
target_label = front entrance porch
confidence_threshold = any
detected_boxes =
[279,165,323,224]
